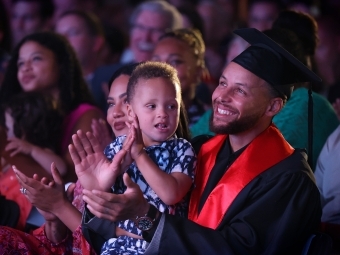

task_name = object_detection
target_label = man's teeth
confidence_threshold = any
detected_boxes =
[218,108,234,115]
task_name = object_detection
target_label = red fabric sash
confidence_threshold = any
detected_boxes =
[188,124,294,229]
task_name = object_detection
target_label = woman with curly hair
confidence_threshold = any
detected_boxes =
[0,31,106,182]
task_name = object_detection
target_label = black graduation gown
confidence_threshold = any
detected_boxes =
[146,149,321,255]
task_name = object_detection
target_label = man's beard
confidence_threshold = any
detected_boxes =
[209,110,263,135]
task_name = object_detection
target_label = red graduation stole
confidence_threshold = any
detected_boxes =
[188,124,294,229]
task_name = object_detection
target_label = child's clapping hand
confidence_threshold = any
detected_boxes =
[125,115,145,160]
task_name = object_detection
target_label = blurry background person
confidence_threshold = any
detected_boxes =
[196,0,235,86]
[10,0,54,50]
[120,0,183,64]
[314,124,340,253]
[272,9,318,72]
[55,10,120,113]
[0,92,65,230]
[0,32,106,182]
[314,15,340,104]
[51,0,101,25]
[265,9,340,169]
[266,27,339,170]
[152,28,210,127]
[247,0,283,31]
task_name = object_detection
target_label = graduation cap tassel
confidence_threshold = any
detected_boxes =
[307,84,313,170]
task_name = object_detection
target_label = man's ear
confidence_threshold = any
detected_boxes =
[266,98,283,117]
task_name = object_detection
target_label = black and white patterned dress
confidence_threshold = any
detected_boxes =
[101,135,197,255]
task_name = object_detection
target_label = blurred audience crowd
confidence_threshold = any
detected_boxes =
[1,0,340,253]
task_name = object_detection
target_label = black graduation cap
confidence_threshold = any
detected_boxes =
[232,27,322,169]
[232,27,322,100]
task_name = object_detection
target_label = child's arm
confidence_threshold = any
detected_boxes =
[134,150,193,205]
[126,121,196,205]
[5,137,67,176]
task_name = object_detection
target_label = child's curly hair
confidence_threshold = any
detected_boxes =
[127,61,190,140]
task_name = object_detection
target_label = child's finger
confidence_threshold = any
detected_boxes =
[125,121,132,129]
[123,132,134,152]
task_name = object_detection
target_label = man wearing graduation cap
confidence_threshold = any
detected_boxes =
[81,28,322,255]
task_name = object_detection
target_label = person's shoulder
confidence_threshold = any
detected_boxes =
[323,124,340,150]
[266,149,315,180]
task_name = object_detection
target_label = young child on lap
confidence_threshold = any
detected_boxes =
[100,61,197,255]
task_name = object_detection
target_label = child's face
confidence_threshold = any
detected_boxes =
[107,74,130,137]
[128,77,180,147]
[4,111,15,139]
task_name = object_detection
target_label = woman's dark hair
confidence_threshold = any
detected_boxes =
[264,28,307,92]
[177,6,204,39]
[108,62,141,90]
[1,91,63,152]
[273,10,318,56]
[127,61,191,140]
[0,31,95,115]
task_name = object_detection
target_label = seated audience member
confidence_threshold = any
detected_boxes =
[10,0,54,50]
[314,15,340,103]
[78,28,321,255]
[120,0,183,64]
[0,63,136,254]
[270,11,339,170]
[247,0,283,31]
[315,124,340,252]
[55,10,118,113]
[0,92,66,230]
[315,124,340,224]
[0,31,107,183]
[152,28,210,127]
[196,0,233,84]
